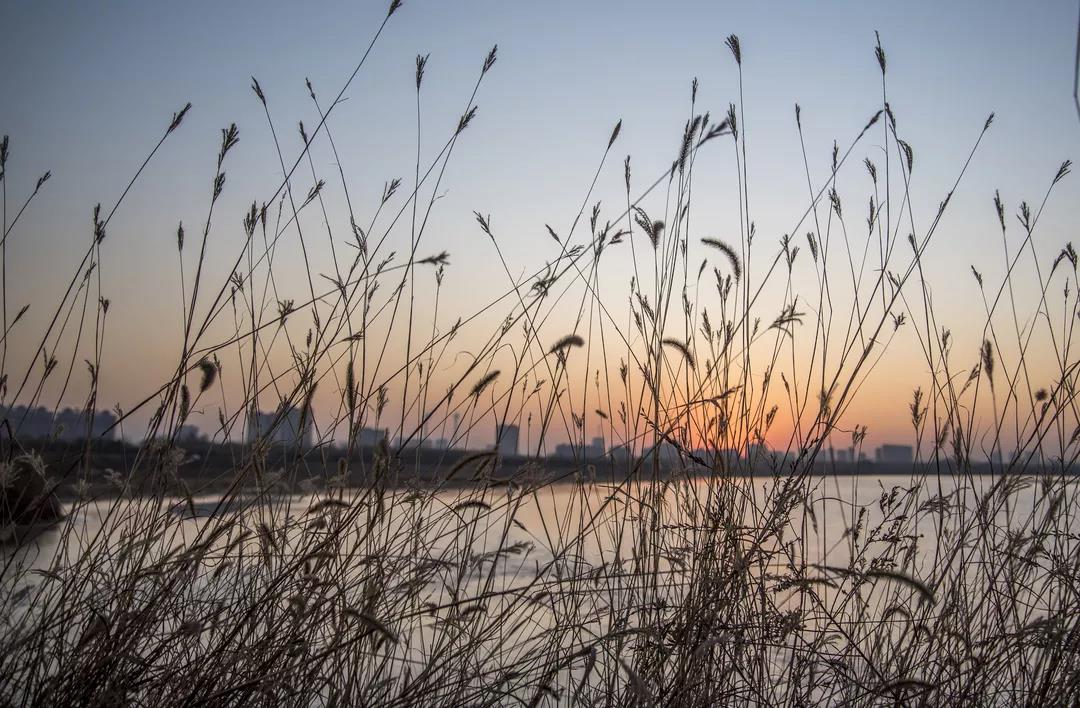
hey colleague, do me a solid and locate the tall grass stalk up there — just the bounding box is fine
[2,10,1079,705]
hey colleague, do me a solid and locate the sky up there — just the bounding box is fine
[1,0,1078,452]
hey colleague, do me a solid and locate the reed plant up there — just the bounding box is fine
[1,4,1078,705]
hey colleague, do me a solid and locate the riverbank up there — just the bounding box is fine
[22,438,1068,502]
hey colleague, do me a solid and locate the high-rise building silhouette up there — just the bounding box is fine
[246,403,312,447]
[874,444,914,465]
[7,405,117,442]
[496,423,519,457]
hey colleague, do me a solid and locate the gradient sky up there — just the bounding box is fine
[1,0,1078,450]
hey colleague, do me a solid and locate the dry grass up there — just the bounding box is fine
[2,5,1079,705]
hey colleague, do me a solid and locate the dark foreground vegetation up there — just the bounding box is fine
[2,4,1079,705]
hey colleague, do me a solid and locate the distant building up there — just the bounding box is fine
[246,404,312,447]
[723,448,741,464]
[399,437,431,451]
[637,440,681,469]
[659,440,682,468]
[7,405,117,442]
[608,444,633,465]
[550,437,606,462]
[496,423,519,457]
[353,426,387,448]
[584,436,604,459]
[176,425,205,444]
[553,443,575,460]
[875,444,914,465]
[744,442,769,462]
[832,447,855,464]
